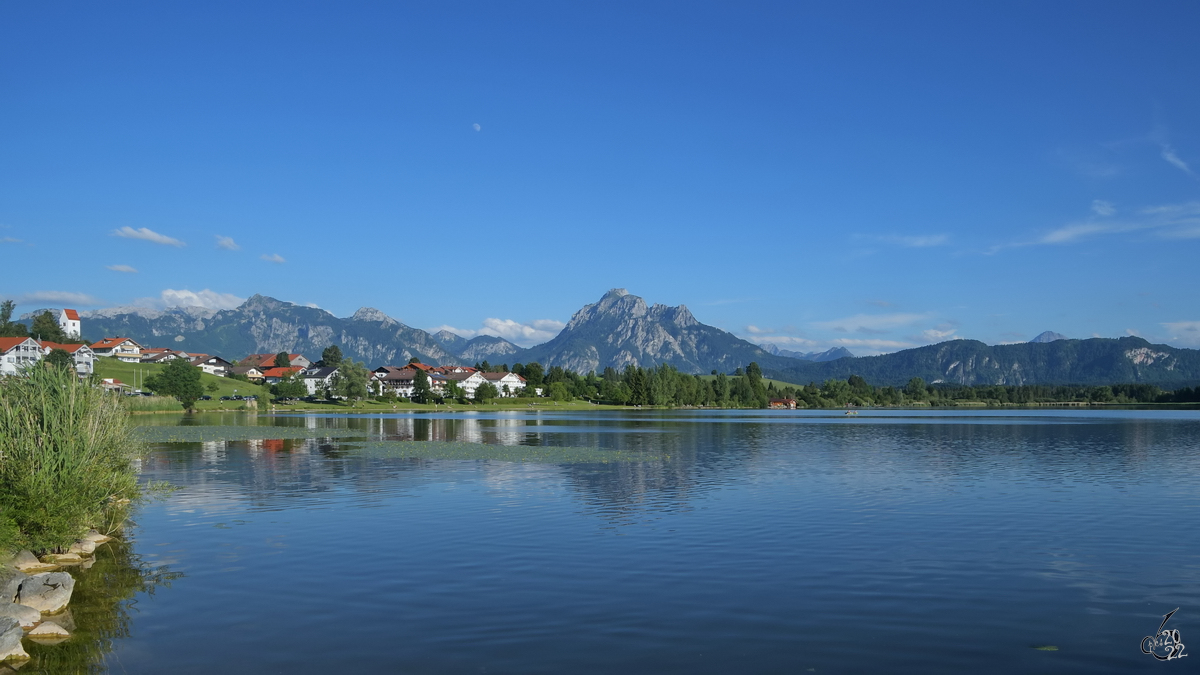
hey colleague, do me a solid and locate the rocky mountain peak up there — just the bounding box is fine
[240,294,284,314]
[1030,331,1068,343]
[351,307,397,324]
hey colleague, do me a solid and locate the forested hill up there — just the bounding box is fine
[762,337,1200,387]
[41,295,521,367]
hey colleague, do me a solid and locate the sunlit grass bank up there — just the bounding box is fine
[0,366,147,553]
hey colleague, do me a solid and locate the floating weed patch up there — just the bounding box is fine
[1031,645,1059,651]
[133,425,366,443]
[345,440,658,464]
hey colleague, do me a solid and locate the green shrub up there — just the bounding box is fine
[0,366,147,554]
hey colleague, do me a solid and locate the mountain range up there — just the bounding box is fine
[21,289,1200,387]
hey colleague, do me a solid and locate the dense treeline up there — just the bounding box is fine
[506,361,1200,407]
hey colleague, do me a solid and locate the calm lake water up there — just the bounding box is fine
[38,409,1200,673]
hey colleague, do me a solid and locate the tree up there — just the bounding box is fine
[271,373,308,399]
[332,360,370,404]
[320,345,343,368]
[475,382,500,403]
[206,381,220,393]
[144,358,204,411]
[44,348,73,371]
[0,300,28,338]
[30,311,66,343]
[905,377,928,401]
[274,352,292,368]
[548,382,571,402]
[412,368,432,403]
[408,356,421,365]
[522,362,544,387]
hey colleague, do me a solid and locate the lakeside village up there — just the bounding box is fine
[0,309,529,402]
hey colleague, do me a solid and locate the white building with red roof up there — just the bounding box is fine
[90,337,144,363]
[0,337,44,376]
[481,371,527,397]
[58,309,81,339]
[39,341,96,376]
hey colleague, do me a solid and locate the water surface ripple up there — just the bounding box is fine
[101,409,1200,673]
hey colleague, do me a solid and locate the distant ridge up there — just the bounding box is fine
[760,344,854,362]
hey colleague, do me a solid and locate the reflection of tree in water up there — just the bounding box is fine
[21,538,182,674]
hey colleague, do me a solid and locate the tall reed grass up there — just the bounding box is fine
[0,366,146,553]
[121,395,183,412]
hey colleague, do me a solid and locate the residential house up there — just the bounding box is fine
[238,353,313,369]
[90,337,144,363]
[0,337,44,376]
[302,367,339,395]
[99,378,131,393]
[39,341,96,376]
[140,349,189,365]
[442,370,486,398]
[481,371,527,397]
[228,366,265,382]
[373,366,417,398]
[58,309,81,339]
[768,398,797,409]
[191,355,233,377]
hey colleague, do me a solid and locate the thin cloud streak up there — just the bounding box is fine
[111,226,185,247]
[261,253,286,264]
[5,290,104,306]
[216,236,240,251]
[106,264,138,273]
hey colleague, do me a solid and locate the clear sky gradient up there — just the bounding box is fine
[2,2,1198,354]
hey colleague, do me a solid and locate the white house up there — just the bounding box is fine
[481,372,527,397]
[0,337,44,376]
[302,367,339,395]
[191,355,233,377]
[442,371,487,398]
[39,341,96,376]
[58,309,81,339]
[90,337,144,363]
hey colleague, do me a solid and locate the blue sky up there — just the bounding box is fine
[2,2,1198,354]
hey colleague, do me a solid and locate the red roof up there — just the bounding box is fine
[260,366,304,378]
[0,337,36,352]
[91,337,140,350]
[63,309,80,321]
[240,353,306,367]
[39,341,86,354]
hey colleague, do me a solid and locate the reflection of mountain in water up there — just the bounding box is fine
[138,413,1191,528]
[23,539,181,674]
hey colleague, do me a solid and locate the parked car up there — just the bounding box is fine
[200,395,212,401]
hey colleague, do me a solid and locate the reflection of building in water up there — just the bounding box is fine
[200,441,225,464]
[305,416,317,430]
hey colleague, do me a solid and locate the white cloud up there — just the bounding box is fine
[435,318,566,347]
[131,289,245,310]
[1161,144,1195,177]
[746,335,820,349]
[918,328,958,341]
[991,201,1200,251]
[879,234,949,247]
[744,325,769,334]
[472,123,482,132]
[480,318,565,346]
[111,226,185,247]
[0,237,21,244]
[826,337,919,356]
[106,264,138,273]
[813,312,933,334]
[261,253,286,264]
[216,235,240,251]
[1091,200,1115,216]
[1162,321,1200,347]
[1039,222,1128,244]
[6,290,104,306]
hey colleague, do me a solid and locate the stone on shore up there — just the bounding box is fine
[38,553,82,566]
[28,621,69,638]
[67,539,96,556]
[0,618,28,662]
[16,573,75,614]
[0,604,40,630]
[83,530,113,545]
[10,552,55,574]
[0,569,27,605]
